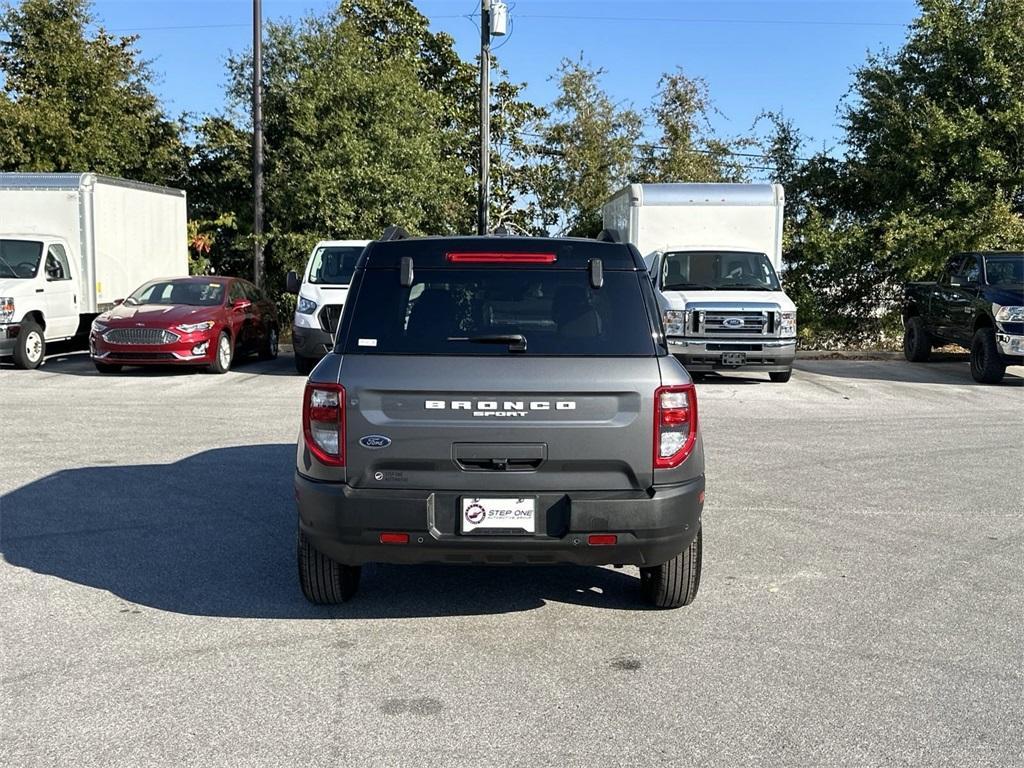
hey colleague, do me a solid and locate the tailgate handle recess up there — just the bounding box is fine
[453,443,546,472]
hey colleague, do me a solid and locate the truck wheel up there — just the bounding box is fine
[12,320,45,369]
[640,526,702,609]
[298,527,360,604]
[970,327,1006,384]
[903,316,931,362]
[769,369,792,383]
[207,332,233,374]
[295,354,316,376]
[94,362,122,374]
[258,326,279,360]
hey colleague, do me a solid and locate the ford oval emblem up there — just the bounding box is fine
[359,435,391,449]
[723,317,744,328]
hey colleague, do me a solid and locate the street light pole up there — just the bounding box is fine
[252,0,264,287]
[478,0,491,236]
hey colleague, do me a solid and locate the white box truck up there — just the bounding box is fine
[0,173,188,368]
[603,182,797,382]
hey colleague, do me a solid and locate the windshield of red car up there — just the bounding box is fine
[127,280,226,306]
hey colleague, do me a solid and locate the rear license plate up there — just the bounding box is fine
[721,352,747,366]
[461,497,536,534]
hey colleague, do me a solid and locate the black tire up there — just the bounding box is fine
[295,354,317,376]
[297,527,360,604]
[769,369,792,383]
[903,316,931,362]
[640,526,702,609]
[970,327,1006,384]
[12,320,45,369]
[207,332,233,374]
[94,362,122,374]
[258,326,279,361]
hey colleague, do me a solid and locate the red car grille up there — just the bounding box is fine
[104,328,179,345]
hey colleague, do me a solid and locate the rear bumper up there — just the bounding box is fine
[669,337,796,372]
[295,473,704,567]
[292,325,333,360]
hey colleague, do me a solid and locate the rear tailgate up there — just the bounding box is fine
[341,356,659,491]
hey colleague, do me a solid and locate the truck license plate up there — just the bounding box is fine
[461,497,536,533]
[721,352,747,366]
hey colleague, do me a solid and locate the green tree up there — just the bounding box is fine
[0,0,184,182]
[535,58,642,237]
[639,69,751,184]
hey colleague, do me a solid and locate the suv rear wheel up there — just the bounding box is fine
[298,527,361,603]
[970,327,1006,384]
[640,526,702,608]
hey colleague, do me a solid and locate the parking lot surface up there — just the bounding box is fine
[2,349,1022,767]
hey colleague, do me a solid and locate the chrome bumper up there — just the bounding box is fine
[668,337,796,372]
[996,333,1024,358]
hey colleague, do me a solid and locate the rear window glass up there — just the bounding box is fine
[341,269,655,356]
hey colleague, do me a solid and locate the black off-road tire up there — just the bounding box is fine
[903,316,932,362]
[769,369,792,383]
[13,320,45,369]
[970,327,1007,384]
[94,362,123,374]
[640,526,702,609]
[298,527,361,604]
[295,354,316,376]
[259,326,279,361]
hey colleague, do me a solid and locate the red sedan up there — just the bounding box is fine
[89,276,280,374]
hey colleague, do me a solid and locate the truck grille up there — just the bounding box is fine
[103,328,179,345]
[692,310,775,336]
[318,305,343,334]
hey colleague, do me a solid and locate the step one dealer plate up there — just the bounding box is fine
[461,497,536,534]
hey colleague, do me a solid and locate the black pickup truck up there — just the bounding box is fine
[903,251,1024,383]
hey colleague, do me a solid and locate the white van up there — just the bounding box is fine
[603,183,796,382]
[286,239,369,374]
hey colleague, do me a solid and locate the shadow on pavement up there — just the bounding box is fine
[794,358,1024,386]
[0,445,645,619]
[1,346,300,377]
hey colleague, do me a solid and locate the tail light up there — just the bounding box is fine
[654,384,698,469]
[303,382,345,466]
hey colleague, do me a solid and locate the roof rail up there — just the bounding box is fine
[380,225,410,241]
[595,228,622,244]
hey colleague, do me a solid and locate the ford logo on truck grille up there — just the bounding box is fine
[359,435,391,449]
[723,317,745,328]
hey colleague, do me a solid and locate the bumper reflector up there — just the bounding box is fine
[379,532,409,544]
[587,534,617,546]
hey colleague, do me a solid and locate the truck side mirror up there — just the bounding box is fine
[286,270,300,295]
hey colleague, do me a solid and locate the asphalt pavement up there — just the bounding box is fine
[2,348,1022,767]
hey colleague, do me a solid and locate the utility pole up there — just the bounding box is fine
[478,0,491,236]
[252,0,264,287]
[478,1,507,235]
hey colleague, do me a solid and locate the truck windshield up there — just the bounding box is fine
[661,251,781,291]
[984,254,1023,286]
[342,269,656,356]
[0,240,43,279]
[308,246,363,285]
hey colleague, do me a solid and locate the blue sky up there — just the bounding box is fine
[91,0,920,157]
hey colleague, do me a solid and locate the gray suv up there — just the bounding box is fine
[295,232,705,608]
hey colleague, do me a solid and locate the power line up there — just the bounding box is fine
[514,13,907,28]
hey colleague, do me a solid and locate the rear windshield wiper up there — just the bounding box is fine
[447,333,527,352]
